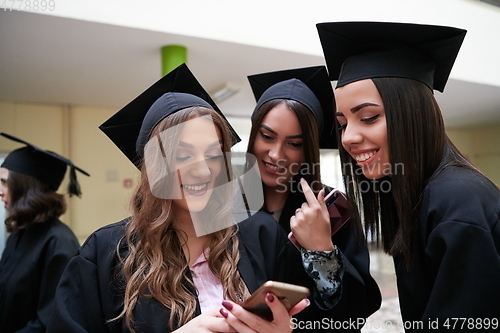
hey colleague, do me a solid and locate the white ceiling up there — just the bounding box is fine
[1,1,500,128]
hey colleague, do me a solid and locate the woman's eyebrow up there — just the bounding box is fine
[259,124,277,135]
[260,124,302,139]
[207,140,222,148]
[336,102,380,117]
[351,102,380,113]
[178,140,221,149]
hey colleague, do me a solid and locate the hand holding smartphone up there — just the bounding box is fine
[288,187,351,250]
[241,281,310,321]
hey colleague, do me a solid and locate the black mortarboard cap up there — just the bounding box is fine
[316,21,467,92]
[248,66,336,149]
[99,63,241,168]
[0,133,90,197]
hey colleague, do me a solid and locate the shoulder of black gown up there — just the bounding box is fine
[77,219,129,261]
[395,165,500,325]
[40,217,80,248]
[421,165,499,230]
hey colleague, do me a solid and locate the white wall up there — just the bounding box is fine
[32,0,500,87]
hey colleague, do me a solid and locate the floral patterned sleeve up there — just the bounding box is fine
[301,246,345,310]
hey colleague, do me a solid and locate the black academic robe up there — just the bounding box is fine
[47,212,341,333]
[277,182,382,331]
[394,166,500,332]
[0,218,80,333]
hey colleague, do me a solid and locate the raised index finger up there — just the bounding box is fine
[300,178,320,208]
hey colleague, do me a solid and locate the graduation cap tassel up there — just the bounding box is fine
[68,166,82,197]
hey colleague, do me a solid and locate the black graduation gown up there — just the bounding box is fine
[0,218,80,333]
[277,183,382,331]
[47,212,337,333]
[394,166,500,332]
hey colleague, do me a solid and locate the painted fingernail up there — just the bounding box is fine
[220,308,228,318]
[222,300,233,310]
[266,293,274,302]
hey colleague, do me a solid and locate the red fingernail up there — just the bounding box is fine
[222,300,233,310]
[220,308,228,318]
[266,293,274,302]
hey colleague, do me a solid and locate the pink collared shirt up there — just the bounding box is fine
[190,250,224,313]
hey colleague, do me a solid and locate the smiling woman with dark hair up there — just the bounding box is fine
[318,21,500,331]
[246,66,381,332]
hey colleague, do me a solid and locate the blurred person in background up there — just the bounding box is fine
[0,132,88,332]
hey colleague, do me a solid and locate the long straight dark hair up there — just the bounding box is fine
[338,77,479,266]
[5,170,66,232]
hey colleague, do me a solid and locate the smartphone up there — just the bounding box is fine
[324,189,350,235]
[241,281,310,321]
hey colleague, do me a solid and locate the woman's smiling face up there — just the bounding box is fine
[335,79,390,179]
[252,102,305,189]
[173,116,224,213]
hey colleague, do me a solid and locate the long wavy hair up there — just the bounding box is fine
[4,170,66,232]
[337,77,480,266]
[116,107,250,331]
[247,99,322,199]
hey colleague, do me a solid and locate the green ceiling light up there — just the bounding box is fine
[161,45,187,76]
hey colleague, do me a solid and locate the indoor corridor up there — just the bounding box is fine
[362,250,403,333]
